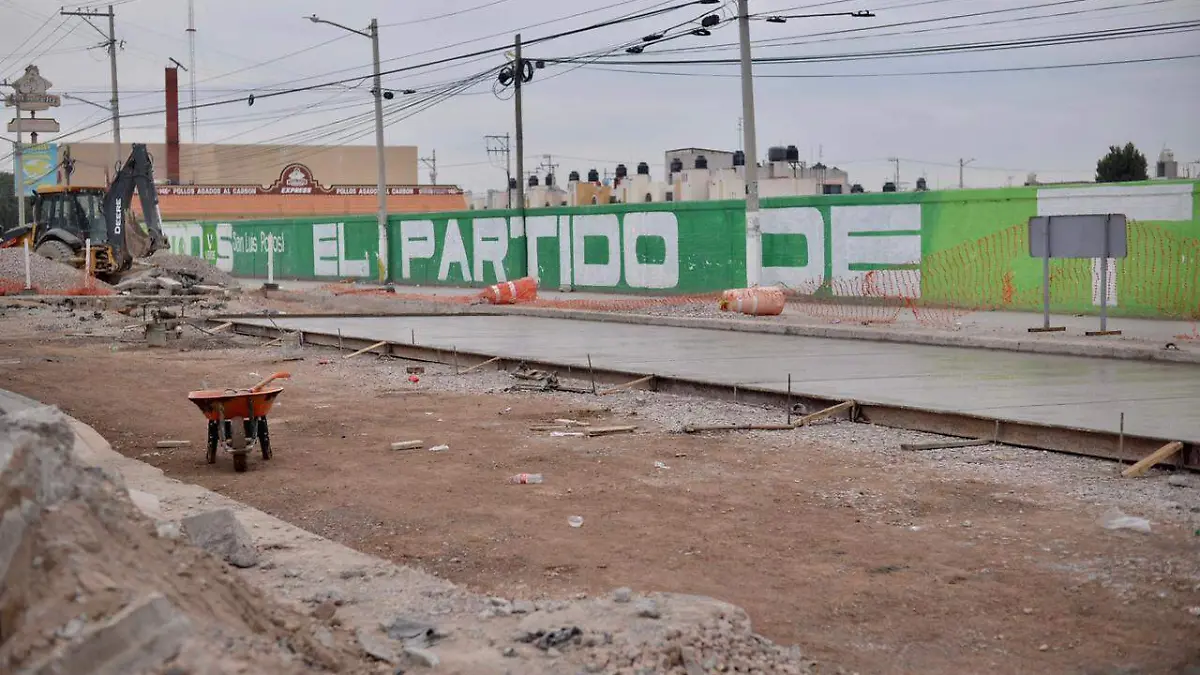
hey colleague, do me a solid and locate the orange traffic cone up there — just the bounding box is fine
[477,276,539,305]
[719,287,786,316]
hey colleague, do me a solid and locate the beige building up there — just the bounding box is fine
[63,142,418,187]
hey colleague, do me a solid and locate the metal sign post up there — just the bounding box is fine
[1028,213,1128,336]
[1029,215,1064,333]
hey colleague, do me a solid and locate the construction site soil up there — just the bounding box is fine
[1,291,1198,675]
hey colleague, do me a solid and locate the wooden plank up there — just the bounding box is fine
[344,340,388,360]
[683,423,796,434]
[900,439,991,452]
[209,322,234,334]
[793,400,855,427]
[389,440,424,451]
[598,375,655,396]
[585,425,638,437]
[1121,441,1184,477]
[456,355,499,374]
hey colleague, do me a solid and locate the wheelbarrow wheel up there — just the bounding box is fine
[257,417,272,460]
[233,452,248,473]
[206,420,218,464]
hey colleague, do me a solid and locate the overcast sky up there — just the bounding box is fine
[3,0,1198,191]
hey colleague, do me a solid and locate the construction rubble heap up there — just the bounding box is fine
[0,408,371,675]
[0,250,237,297]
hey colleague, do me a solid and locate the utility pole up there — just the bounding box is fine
[62,5,122,170]
[513,34,526,216]
[13,98,25,229]
[958,157,975,189]
[485,133,512,202]
[369,18,388,282]
[420,149,437,184]
[887,157,900,188]
[736,0,762,286]
[539,154,559,183]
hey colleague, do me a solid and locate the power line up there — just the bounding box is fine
[573,51,1200,78]
[39,0,716,132]
[647,0,1189,55]
[380,0,516,28]
[543,20,1200,65]
[175,0,685,101]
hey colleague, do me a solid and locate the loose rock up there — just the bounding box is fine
[635,598,662,619]
[179,508,259,568]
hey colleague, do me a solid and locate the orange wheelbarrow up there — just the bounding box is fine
[187,372,290,472]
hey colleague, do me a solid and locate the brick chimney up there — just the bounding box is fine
[165,66,180,185]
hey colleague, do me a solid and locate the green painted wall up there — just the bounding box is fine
[159,180,1200,319]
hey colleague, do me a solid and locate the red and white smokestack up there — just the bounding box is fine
[165,66,181,185]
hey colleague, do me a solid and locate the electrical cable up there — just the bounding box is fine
[573,51,1200,78]
[541,19,1200,65]
[652,0,1190,55]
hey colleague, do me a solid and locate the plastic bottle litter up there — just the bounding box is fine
[654,461,669,470]
[567,516,584,528]
[429,445,450,453]
[1100,508,1151,533]
[509,473,544,484]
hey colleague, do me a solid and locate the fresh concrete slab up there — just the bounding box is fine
[239,315,1200,443]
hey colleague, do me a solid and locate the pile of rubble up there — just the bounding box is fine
[0,409,374,675]
[116,252,239,296]
[0,249,113,294]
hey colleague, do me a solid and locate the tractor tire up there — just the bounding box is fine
[35,239,75,263]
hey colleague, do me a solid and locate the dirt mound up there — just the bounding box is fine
[0,408,373,675]
[144,251,237,288]
[0,249,113,294]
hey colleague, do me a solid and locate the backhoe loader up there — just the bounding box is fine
[1,143,168,280]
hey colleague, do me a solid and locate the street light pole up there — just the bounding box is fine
[736,0,762,287]
[307,14,390,282]
[368,18,389,283]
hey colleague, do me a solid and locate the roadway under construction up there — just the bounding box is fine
[221,311,1200,471]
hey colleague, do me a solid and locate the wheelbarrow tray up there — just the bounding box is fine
[187,387,284,420]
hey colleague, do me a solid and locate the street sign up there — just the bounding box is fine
[5,65,61,112]
[1027,213,1129,335]
[1029,213,1128,258]
[7,118,60,133]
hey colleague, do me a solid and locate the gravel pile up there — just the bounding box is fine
[144,251,237,287]
[0,248,113,291]
[600,611,819,674]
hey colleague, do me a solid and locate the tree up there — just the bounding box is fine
[1095,142,1148,183]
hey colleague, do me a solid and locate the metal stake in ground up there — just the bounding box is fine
[787,374,792,425]
[588,354,596,395]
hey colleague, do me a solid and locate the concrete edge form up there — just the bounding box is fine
[215,317,1199,472]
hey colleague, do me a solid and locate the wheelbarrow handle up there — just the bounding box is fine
[250,371,291,392]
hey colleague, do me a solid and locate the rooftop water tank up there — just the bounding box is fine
[767,146,788,163]
[785,145,800,163]
[636,161,650,175]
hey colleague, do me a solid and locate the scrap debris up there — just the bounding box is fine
[506,363,591,393]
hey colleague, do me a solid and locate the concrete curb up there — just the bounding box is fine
[482,306,1200,365]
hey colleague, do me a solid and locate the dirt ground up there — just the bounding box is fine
[2,304,1198,675]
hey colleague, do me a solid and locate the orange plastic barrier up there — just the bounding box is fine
[477,276,539,305]
[719,287,786,316]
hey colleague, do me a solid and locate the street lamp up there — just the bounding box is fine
[306,14,390,283]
